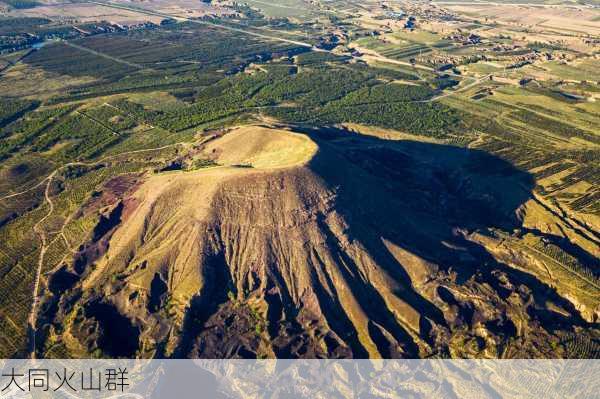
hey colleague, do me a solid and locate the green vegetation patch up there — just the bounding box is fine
[24,42,137,79]
[0,105,76,161]
[31,112,123,160]
[295,51,350,66]
[508,108,600,145]
[81,105,137,131]
[0,98,39,128]
[1,0,39,9]
[0,17,50,35]
[270,100,459,138]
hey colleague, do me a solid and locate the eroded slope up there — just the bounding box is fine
[39,126,599,359]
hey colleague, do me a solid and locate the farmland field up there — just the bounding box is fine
[0,0,598,363]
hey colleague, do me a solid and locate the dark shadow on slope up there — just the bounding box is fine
[454,234,589,330]
[267,248,368,358]
[316,216,420,357]
[148,272,169,313]
[172,247,233,358]
[297,125,593,355]
[84,300,140,358]
[520,227,599,277]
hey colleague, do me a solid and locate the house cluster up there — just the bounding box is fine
[376,1,460,32]
[444,31,481,45]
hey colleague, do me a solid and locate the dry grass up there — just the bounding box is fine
[203,126,318,169]
[0,64,97,99]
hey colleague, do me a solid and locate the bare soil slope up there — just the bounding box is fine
[40,126,599,359]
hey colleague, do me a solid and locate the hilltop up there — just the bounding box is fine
[38,125,598,358]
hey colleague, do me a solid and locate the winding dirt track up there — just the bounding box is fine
[28,170,57,358]
[0,142,188,358]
